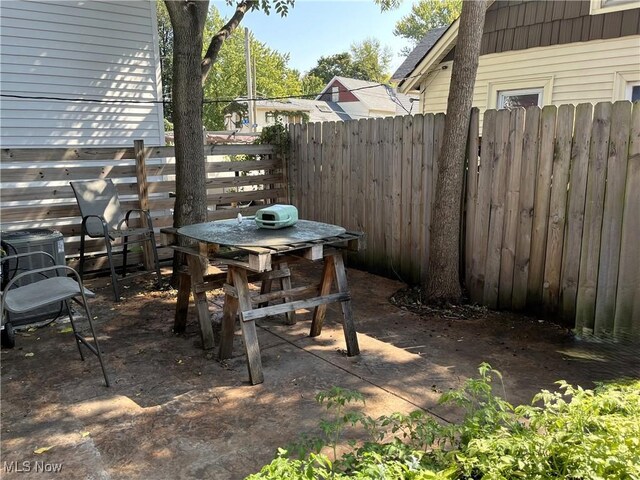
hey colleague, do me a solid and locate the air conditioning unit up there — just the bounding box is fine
[1,229,66,326]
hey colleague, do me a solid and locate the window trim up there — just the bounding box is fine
[331,86,339,103]
[497,88,544,110]
[590,0,638,15]
[487,76,554,110]
[613,71,640,101]
[627,82,640,102]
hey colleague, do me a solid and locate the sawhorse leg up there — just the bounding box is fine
[186,254,215,350]
[310,253,359,356]
[173,271,191,334]
[231,266,264,385]
[310,257,335,336]
[219,269,238,360]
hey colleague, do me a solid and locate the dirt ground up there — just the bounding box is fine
[1,262,638,479]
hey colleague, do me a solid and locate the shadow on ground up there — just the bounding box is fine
[1,263,638,479]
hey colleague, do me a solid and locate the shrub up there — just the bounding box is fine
[246,364,640,479]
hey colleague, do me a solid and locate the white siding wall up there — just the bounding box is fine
[420,36,640,120]
[0,0,164,147]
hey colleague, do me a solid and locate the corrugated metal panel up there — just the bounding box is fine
[0,0,164,147]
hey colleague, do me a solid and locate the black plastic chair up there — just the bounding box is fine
[70,179,162,301]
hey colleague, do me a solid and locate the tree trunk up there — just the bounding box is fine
[424,0,487,304]
[165,1,208,230]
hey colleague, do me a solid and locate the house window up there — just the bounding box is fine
[331,86,339,102]
[487,76,553,110]
[627,82,640,102]
[590,0,637,14]
[265,112,276,125]
[497,88,543,109]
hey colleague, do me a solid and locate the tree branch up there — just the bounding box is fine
[201,0,257,84]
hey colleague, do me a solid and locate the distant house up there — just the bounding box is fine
[228,77,417,132]
[316,76,417,120]
[225,97,351,132]
[394,0,640,118]
[0,0,164,147]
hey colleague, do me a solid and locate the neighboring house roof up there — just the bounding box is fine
[391,26,449,82]
[254,98,351,122]
[317,76,418,115]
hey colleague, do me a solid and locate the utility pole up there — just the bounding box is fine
[244,27,255,132]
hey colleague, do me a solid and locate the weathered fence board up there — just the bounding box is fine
[469,109,497,303]
[409,115,423,284]
[498,107,524,309]
[512,106,541,310]
[422,113,437,282]
[334,122,345,229]
[483,109,510,308]
[464,109,480,290]
[575,102,612,334]
[400,115,414,279]
[560,103,593,321]
[613,101,640,337]
[391,116,403,277]
[593,101,632,335]
[365,119,376,269]
[542,104,574,313]
[371,118,385,273]
[528,105,557,307]
[382,117,395,274]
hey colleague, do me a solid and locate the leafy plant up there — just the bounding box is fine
[247,364,640,479]
[255,122,290,155]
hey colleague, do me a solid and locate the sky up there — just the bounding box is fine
[213,0,415,75]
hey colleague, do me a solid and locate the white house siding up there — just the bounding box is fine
[420,36,640,124]
[0,0,164,147]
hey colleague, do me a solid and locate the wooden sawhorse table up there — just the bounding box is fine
[165,220,363,385]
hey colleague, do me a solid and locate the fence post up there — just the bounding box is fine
[134,139,154,270]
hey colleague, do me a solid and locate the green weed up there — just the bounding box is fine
[246,364,640,479]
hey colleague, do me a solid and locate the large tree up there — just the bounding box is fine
[307,39,392,84]
[201,10,303,129]
[424,0,487,303]
[164,0,293,231]
[301,74,325,97]
[308,52,356,84]
[350,38,392,83]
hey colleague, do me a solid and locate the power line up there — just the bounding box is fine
[0,94,166,105]
[1,78,419,106]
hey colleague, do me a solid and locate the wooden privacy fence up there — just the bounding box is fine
[289,101,639,339]
[289,114,446,285]
[467,101,639,339]
[0,142,286,271]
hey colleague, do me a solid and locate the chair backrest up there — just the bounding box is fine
[70,179,125,237]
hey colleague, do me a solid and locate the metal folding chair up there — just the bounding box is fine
[0,251,110,387]
[70,179,162,301]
